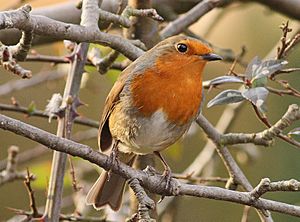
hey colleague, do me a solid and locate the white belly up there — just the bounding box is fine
[116,109,188,155]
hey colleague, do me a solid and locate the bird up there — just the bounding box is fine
[86,35,222,211]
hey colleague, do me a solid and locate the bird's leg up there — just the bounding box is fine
[154,151,172,192]
[107,141,119,180]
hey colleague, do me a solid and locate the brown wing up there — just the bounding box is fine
[98,67,132,151]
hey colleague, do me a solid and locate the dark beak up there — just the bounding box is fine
[202,53,222,61]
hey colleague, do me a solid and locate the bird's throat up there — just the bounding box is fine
[130,60,204,125]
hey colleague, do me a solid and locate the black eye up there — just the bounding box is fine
[177,43,188,53]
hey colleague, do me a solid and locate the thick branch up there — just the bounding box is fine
[0,5,144,60]
[2,114,300,217]
[160,0,224,38]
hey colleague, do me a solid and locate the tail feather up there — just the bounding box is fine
[86,171,126,211]
[86,152,136,211]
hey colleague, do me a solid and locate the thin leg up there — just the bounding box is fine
[154,151,172,191]
[107,141,119,181]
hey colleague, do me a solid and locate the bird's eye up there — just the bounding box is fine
[176,43,188,53]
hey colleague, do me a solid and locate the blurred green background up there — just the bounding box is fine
[0,0,299,221]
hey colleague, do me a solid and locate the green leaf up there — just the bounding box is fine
[252,76,268,87]
[242,87,269,113]
[207,90,245,108]
[27,101,36,115]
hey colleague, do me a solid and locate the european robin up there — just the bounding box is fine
[86,35,222,211]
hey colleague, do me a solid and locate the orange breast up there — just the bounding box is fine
[130,54,205,125]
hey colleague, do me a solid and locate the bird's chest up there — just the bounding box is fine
[130,69,203,125]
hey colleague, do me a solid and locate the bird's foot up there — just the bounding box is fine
[157,167,173,203]
[107,143,119,180]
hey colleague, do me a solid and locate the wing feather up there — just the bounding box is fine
[98,67,132,151]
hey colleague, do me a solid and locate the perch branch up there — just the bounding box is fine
[2,114,300,218]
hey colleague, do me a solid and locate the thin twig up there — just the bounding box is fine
[0,103,99,128]
[0,71,65,96]
[24,169,39,218]
[241,206,251,222]
[251,104,300,149]
[0,146,29,186]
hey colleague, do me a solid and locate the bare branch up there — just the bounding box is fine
[0,103,99,128]
[0,146,29,186]
[0,71,65,96]
[10,30,33,61]
[160,0,224,38]
[0,45,32,78]
[128,178,156,221]
[252,0,300,20]
[87,48,120,74]
[250,178,300,201]
[122,6,164,22]
[172,173,228,184]
[2,114,300,217]
[196,114,272,220]
[23,169,39,218]
[220,103,300,147]
[0,4,144,60]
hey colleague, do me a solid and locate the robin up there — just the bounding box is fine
[86,35,222,211]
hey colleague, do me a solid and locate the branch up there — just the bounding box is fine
[128,178,156,221]
[0,71,65,96]
[196,114,272,220]
[23,169,39,218]
[220,104,300,146]
[0,146,29,186]
[252,0,300,20]
[43,0,96,219]
[160,0,224,38]
[10,30,33,61]
[0,128,97,171]
[24,54,126,71]
[0,44,32,78]
[98,5,163,29]
[250,178,300,201]
[0,103,99,128]
[0,5,144,60]
[87,48,120,74]
[2,114,300,217]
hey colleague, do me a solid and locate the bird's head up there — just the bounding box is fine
[152,35,222,64]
